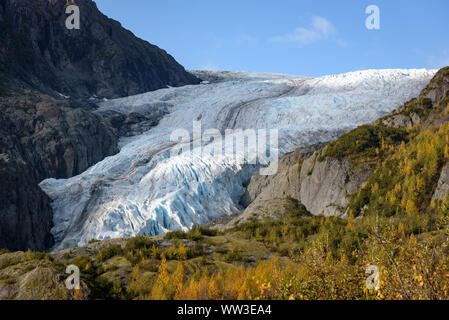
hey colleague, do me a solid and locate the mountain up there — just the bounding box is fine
[38,68,436,250]
[0,92,118,251]
[225,67,449,227]
[0,0,200,251]
[0,0,200,99]
[1,68,448,300]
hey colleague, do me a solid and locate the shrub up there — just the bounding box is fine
[319,124,409,162]
[164,230,187,240]
[124,236,154,252]
[71,255,95,274]
[0,257,21,270]
[419,97,433,110]
[97,244,123,263]
[123,236,156,265]
[165,242,190,260]
[186,227,204,241]
[196,227,218,237]
[25,249,53,262]
[164,227,214,241]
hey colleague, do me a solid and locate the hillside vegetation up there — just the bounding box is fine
[1,67,449,300]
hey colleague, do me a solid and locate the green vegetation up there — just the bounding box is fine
[165,227,218,241]
[434,97,449,116]
[1,67,449,300]
[230,205,314,255]
[97,245,123,263]
[2,204,449,300]
[349,122,449,223]
[436,66,449,86]
[394,97,434,120]
[319,124,410,162]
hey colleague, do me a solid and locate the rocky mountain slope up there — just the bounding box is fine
[0,0,200,251]
[218,144,323,228]
[229,67,449,224]
[0,92,118,251]
[0,0,199,99]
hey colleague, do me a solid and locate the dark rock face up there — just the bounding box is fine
[0,153,54,251]
[100,105,169,137]
[0,92,119,250]
[422,67,449,105]
[0,0,200,251]
[0,92,118,179]
[0,0,200,99]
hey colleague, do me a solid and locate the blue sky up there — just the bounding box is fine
[94,0,449,77]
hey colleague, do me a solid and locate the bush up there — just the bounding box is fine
[123,236,157,265]
[196,227,218,237]
[25,249,53,262]
[97,244,123,263]
[224,248,245,262]
[164,230,187,240]
[185,227,204,241]
[419,97,433,110]
[164,227,215,241]
[124,236,154,252]
[71,255,95,274]
[0,257,21,270]
[165,241,190,260]
[319,124,408,161]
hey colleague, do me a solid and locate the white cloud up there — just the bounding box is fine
[311,16,336,37]
[270,16,345,46]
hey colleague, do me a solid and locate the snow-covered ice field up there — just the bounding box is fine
[39,69,436,250]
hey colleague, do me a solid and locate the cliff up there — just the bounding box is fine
[0,0,200,99]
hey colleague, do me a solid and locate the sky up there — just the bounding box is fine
[94,0,449,77]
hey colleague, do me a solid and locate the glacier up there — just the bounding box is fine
[39,69,437,250]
